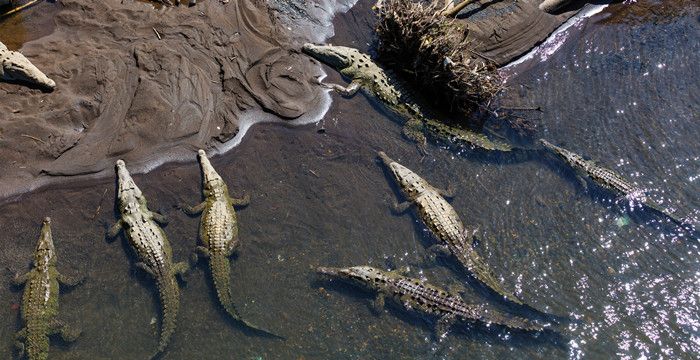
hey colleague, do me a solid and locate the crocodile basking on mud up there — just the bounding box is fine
[183,150,282,338]
[377,151,529,306]
[301,43,512,152]
[107,160,189,358]
[539,139,686,226]
[1,41,55,90]
[317,266,546,336]
[12,217,82,360]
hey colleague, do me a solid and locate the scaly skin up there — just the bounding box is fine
[301,43,512,152]
[13,218,81,360]
[318,266,545,335]
[184,150,282,338]
[0,41,55,90]
[539,0,571,13]
[377,151,526,306]
[107,160,189,358]
[539,139,685,225]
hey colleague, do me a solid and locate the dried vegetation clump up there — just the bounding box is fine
[375,0,503,127]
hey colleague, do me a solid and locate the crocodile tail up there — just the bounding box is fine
[458,246,524,306]
[210,254,285,339]
[151,276,180,359]
[485,311,547,332]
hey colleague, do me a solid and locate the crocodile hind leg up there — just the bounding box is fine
[402,118,428,155]
[172,262,190,282]
[435,314,457,339]
[426,244,452,263]
[49,321,81,342]
[191,246,210,264]
[370,293,386,315]
[14,328,26,357]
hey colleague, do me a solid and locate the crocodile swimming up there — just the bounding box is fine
[107,160,189,358]
[539,139,686,226]
[317,266,546,336]
[377,151,528,306]
[12,217,82,360]
[182,150,282,338]
[1,41,55,90]
[301,43,512,152]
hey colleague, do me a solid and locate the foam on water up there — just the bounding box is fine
[504,4,609,69]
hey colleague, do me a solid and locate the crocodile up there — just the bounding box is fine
[539,0,571,13]
[0,41,55,90]
[301,43,512,152]
[539,139,686,226]
[183,150,282,338]
[317,266,546,336]
[12,217,82,360]
[377,151,528,306]
[107,160,189,358]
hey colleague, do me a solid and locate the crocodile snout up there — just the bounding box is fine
[316,266,341,277]
[376,151,394,166]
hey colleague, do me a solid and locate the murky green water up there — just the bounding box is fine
[1,1,698,359]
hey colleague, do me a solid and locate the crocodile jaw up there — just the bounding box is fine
[302,43,352,71]
[377,151,424,198]
[198,149,223,185]
[115,160,144,204]
[539,0,569,13]
[1,49,56,90]
[317,266,381,285]
[34,217,56,267]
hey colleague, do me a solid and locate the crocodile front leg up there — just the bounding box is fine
[319,79,361,97]
[106,220,123,239]
[49,321,81,342]
[151,211,169,225]
[391,201,413,214]
[436,183,456,199]
[11,271,31,286]
[230,194,250,207]
[181,202,206,215]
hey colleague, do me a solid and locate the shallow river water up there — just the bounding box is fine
[0,1,698,359]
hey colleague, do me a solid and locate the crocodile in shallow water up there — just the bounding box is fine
[301,43,512,152]
[13,217,82,360]
[0,41,55,90]
[183,150,283,338]
[107,160,189,358]
[377,151,529,306]
[539,139,686,226]
[317,266,546,336]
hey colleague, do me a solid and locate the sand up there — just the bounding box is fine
[0,0,328,200]
[0,0,601,202]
